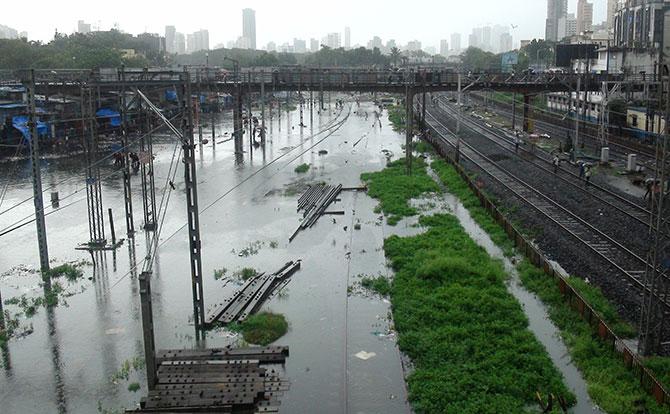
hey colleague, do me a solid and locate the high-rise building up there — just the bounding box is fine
[242,8,257,50]
[577,0,593,34]
[323,33,341,49]
[440,39,449,56]
[367,36,383,50]
[187,29,209,53]
[545,0,568,41]
[310,38,319,52]
[266,42,277,52]
[482,26,492,51]
[606,0,617,34]
[500,33,513,52]
[77,20,91,34]
[345,27,351,49]
[450,33,461,53]
[0,24,19,39]
[557,13,577,39]
[406,40,422,52]
[165,26,176,54]
[175,33,186,54]
[294,38,307,53]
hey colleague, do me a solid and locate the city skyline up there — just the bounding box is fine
[1,0,609,51]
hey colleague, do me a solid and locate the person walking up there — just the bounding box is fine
[553,155,560,174]
[579,162,585,180]
[584,166,592,187]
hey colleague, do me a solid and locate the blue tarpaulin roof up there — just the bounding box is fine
[166,90,178,102]
[96,108,121,127]
[12,115,49,142]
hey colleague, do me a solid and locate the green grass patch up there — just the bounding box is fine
[232,312,288,346]
[517,260,668,414]
[214,268,227,280]
[294,163,310,174]
[360,276,391,296]
[431,160,515,256]
[127,382,140,393]
[361,158,440,225]
[233,267,258,281]
[45,263,84,282]
[387,105,406,132]
[414,140,434,154]
[386,214,574,413]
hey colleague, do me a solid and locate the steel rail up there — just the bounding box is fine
[425,108,670,310]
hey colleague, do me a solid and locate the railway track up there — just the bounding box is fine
[434,97,654,230]
[466,93,658,163]
[424,106,670,311]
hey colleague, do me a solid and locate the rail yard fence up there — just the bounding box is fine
[423,132,670,407]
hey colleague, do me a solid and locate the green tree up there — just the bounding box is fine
[390,47,401,66]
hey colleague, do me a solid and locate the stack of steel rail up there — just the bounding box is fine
[205,261,301,327]
[290,184,343,242]
[128,346,290,413]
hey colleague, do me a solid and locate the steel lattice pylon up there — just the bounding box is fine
[639,67,670,356]
[81,86,106,247]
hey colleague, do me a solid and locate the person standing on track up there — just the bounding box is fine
[553,155,560,174]
[584,165,592,187]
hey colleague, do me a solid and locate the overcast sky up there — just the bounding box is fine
[5,0,607,49]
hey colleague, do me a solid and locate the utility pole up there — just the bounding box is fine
[180,70,205,335]
[456,73,462,163]
[573,76,581,162]
[405,84,414,174]
[25,70,50,273]
[140,98,157,231]
[261,70,266,145]
[119,66,135,237]
[512,92,516,131]
[639,63,670,356]
[82,86,107,246]
[139,271,157,390]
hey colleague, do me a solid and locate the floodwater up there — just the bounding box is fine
[0,99,411,413]
[426,167,603,414]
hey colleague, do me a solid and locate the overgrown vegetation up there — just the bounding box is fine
[385,213,574,412]
[127,382,140,393]
[431,154,670,413]
[360,276,391,296]
[361,158,440,225]
[517,260,667,414]
[294,163,310,174]
[231,312,288,346]
[213,268,228,280]
[45,263,84,282]
[110,357,145,384]
[387,105,406,132]
[431,160,515,256]
[233,267,258,281]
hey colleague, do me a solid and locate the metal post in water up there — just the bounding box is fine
[108,208,116,245]
[139,271,157,390]
[25,69,50,273]
[261,70,266,145]
[181,71,206,335]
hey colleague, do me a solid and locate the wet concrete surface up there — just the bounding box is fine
[0,100,411,413]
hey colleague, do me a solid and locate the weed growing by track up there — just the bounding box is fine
[294,163,310,174]
[231,312,288,346]
[385,214,574,412]
[431,160,515,256]
[362,161,573,412]
[360,276,391,296]
[431,157,670,413]
[387,105,406,132]
[518,260,667,414]
[361,158,440,225]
